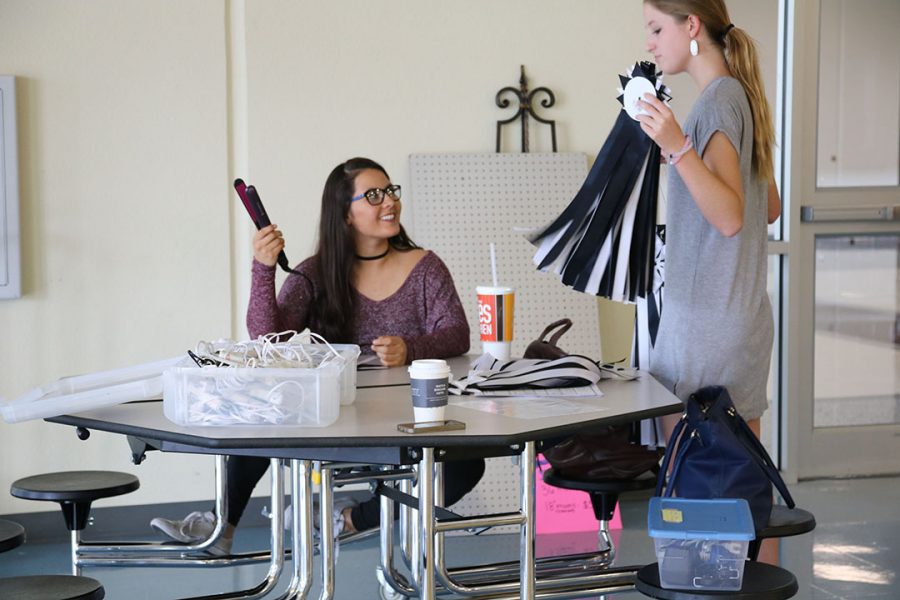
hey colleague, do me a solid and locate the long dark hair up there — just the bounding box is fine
[312,157,418,343]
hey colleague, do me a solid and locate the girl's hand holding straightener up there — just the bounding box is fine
[252,224,285,267]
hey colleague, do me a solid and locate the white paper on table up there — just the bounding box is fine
[450,396,607,420]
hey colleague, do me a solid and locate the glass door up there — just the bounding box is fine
[784,0,900,478]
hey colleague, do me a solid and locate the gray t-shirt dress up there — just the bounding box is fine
[649,76,773,421]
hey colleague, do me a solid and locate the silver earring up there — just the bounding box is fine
[690,38,699,56]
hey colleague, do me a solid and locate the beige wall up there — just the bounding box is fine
[0,0,778,514]
[0,1,232,515]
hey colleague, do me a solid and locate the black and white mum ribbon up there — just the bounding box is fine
[631,225,666,370]
[631,225,666,448]
[450,353,638,395]
[529,61,671,303]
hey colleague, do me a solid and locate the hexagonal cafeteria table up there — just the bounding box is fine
[47,358,682,599]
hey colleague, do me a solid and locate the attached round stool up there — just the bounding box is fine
[0,575,105,599]
[750,506,816,561]
[0,519,106,599]
[0,519,26,553]
[542,467,656,563]
[635,561,798,599]
[10,471,139,575]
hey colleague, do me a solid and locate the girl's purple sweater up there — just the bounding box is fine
[246,251,470,361]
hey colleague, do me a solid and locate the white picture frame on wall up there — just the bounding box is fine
[0,75,21,299]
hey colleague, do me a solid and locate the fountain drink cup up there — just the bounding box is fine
[477,286,515,361]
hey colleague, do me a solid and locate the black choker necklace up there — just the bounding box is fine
[355,247,390,261]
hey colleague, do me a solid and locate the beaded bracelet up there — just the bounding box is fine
[667,136,693,165]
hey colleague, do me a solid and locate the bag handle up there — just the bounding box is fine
[538,319,573,347]
[654,415,686,496]
[707,389,796,508]
[731,413,796,508]
[662,431,696,498]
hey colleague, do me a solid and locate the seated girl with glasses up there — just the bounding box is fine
[151,157,484,555]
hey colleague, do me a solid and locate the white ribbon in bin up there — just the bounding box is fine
[163,332,360,428]
[0,356,186,424]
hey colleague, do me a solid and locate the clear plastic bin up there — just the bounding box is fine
[330,344,361,406]
[162,344,359,427]
[648,497,755,592]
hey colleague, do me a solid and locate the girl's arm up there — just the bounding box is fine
[246,260,313,338]
[638,95,744,237]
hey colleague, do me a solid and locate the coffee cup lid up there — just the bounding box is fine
[408,359,450,378]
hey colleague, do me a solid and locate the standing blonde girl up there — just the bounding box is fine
[637,0,782,563]
[637,1,781,446]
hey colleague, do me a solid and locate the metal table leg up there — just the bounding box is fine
[376,467,417,599]
[78,454,230,561]
[318,466,336,600]
[429,442,636,598]
[177,457,286,600]
[519,441,536,600]
[274,459,313,600]
[376,443,640,599]
[415,448,436,599]
[406,465,419,574]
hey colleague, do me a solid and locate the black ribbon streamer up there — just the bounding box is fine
[530,61,670,303]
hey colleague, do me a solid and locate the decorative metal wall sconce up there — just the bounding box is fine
[495,65,557,153]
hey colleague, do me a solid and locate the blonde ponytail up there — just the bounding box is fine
[723,27,775,181]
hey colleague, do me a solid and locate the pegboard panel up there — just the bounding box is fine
[409,153,601,359]
[410,153,601,530]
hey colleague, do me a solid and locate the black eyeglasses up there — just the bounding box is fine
[351,184,402,206]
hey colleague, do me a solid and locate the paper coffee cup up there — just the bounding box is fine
[477,286,515,360]
[408,359,450,423]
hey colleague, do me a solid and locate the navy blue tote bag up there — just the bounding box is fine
[655,386,795,531]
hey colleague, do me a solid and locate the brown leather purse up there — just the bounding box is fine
[524,319,573,360]
[527,318,663,480]
[542,425,663,480]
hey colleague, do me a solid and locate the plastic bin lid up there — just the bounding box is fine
[648,497,755,541]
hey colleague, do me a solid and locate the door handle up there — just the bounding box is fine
[800,205,899,222]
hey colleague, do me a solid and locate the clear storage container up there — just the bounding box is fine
[648,497,755,592]
[330,344,361,406]
[163,343,359,427]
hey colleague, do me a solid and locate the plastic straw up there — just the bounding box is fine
[490,243,498,286]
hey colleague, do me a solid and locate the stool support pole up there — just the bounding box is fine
[599,519,615,564]
[71,530,80,576]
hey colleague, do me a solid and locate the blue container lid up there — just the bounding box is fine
[648,497,755,541]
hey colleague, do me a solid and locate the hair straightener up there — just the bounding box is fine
[233,178,295,274]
